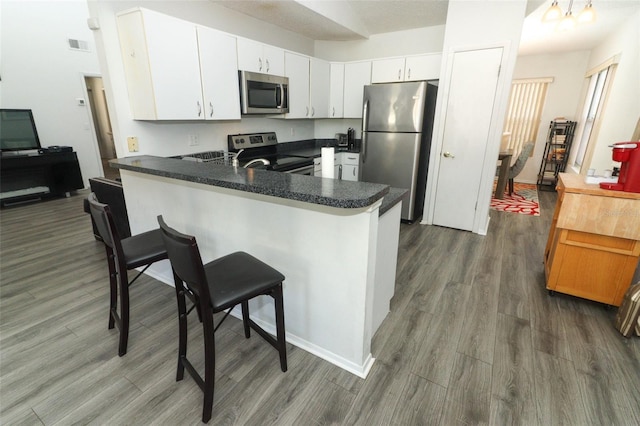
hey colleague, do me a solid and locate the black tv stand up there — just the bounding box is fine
[1,151,84,206]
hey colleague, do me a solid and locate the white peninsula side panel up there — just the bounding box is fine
[119,170,398,377]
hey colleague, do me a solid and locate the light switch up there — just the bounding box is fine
[127,137,139,152]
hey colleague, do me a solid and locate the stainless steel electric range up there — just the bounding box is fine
[178,132,314,175]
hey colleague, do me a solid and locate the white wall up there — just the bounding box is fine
[512,51,591,183]
[0,0,102,186]
[424,0,527,234]
[314,25,445,62]
[88,0,316,160]
[585,9,640,174]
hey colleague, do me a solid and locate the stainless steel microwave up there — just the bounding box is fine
[239,71,289,115]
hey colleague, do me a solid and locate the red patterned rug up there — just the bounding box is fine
[491,182,540,216]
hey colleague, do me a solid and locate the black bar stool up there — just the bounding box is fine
[87,192,168,356]
[157,215,287,423]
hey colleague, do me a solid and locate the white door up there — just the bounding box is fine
[432,48,503,231]
[329,63,344,118]
[143,10,203,119]
[343,61,371,118]
[197,27,240,120]
[309,58,330,118]
[284,52,310,119]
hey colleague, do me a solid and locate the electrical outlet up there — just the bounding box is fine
[127,136,139,152]
[188,134,199,146]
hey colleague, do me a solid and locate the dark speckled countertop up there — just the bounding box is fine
[111,156,406,213]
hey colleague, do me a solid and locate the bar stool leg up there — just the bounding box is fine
[241,301,251,338]
[274,284,287,372]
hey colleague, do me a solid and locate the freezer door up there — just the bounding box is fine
[361,132,421,220]
[362,82,427,133]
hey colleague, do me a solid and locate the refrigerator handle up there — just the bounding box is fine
[362,100,369,163]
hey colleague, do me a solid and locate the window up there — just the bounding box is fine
[502,78,552,157]
[572,67,610,168]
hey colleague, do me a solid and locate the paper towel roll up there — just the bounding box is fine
[321,147,335,179]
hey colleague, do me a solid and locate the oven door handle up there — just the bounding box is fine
[285,164,314,175]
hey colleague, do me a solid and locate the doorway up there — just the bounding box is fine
[85,76,119,180]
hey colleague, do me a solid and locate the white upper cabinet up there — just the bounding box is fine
[117,8,240,120]
[117,8,203,120]
[237,38,285,75]
[371,57,406,83]
[309,58,330,119]
[284,52,310,119]
[197,27,241,120]
[329,63,345,118]
[371,54,442,83]
[405,53,442,81]
[343,61,371,118]
[284,54,330,119]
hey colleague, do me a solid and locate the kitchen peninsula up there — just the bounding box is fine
[111,155,405,377]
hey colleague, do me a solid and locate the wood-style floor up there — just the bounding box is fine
[1,189,639,425]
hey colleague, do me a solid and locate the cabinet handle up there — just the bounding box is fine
[266,59,270,73]
[332,107,335,117]
[258,58,262,71]
[353,167,356,177]
[407,68,411,80]
[305,106,309,116]
[197,101,202,117]
[209,102,214,118]
[311,107,315,117]
[398,69,402,80]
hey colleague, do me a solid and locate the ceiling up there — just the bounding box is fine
[212,0,640,55]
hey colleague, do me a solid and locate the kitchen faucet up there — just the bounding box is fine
[231,149,245,167]
[243,158,271,168]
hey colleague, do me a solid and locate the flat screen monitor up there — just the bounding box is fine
[0,109,42,152]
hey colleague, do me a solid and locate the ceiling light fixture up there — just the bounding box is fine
[578,0,597,24]
[542,1,597,28]
[557,0,577,31]
[542,0,563,22]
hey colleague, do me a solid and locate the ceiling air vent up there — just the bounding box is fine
[67,38,90,52]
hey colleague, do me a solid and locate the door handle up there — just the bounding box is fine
[443,151,455,158]
[362,100,369,163]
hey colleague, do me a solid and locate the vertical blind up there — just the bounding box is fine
[502,78,553,157]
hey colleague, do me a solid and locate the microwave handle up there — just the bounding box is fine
[277,84,285,108]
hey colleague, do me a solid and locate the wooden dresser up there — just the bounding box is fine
[544,173,640,306]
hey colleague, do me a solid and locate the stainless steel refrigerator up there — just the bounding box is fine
[361,81,438,222]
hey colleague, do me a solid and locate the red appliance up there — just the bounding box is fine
[599,142,640,193]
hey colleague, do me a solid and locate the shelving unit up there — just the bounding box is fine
[537,120,576,191]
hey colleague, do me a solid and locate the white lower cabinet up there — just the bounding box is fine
[340,153,360,181]
[313,153,359,181]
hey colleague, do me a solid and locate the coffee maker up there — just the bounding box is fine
[599,142,640,193]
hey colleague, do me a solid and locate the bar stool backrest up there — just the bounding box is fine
[157,215,211,303]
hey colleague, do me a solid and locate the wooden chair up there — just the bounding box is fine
[87,192,168,356]
[157,215,287,423]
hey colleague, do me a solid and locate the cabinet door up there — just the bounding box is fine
[236,38,264,73]
[329,63,344,118]
[343,61,371,118]
[197,27,240,120]
[310,58,330,119]
[118,8,204,120]
[341,153,359,181]
[285,52,310,119]
[371,57,405,83]
[405,54,441,81]
[342,164,358,181]
[263,44,285,75]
